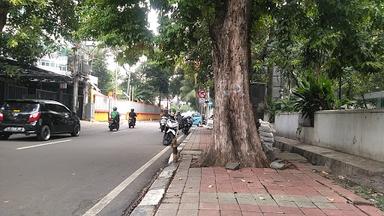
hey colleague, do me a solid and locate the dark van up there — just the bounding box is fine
[0,99,80,141]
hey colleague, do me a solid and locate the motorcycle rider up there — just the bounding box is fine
[129,108,137,125]
[111,107,120,122]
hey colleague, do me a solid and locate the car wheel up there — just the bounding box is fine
[0,133,10,140]
[37,125,51,141]
[71,124,80,137]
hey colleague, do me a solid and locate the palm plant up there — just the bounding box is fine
[293,73,335,126]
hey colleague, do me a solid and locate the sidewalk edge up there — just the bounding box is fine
[130,129,195,216]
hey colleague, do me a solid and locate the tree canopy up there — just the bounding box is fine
[77,0,153,65]
[0,0,78,64]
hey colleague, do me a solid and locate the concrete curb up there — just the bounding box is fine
[130,129,195,216]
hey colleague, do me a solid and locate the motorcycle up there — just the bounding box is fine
[160,116,167,132]
[128,117,136,128]
[180,116,193,135]
[108,117,120,131]
[163,118,178,146]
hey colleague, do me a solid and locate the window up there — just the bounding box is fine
[59,66,67,71]
[1,102,39,113]
[55,105,70,114]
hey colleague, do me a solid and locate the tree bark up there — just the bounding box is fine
[203,0,269,167]
[0,3,9,32]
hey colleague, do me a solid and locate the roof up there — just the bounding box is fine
[0,58,71,82]
[5,99,64,105]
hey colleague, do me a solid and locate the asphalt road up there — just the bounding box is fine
[0,121,173,216]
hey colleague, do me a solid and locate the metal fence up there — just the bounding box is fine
[36,89,58,101]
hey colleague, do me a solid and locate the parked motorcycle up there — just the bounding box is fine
[109,118,120,131]
[163,118,179,146]
[128,117,135,128]
[160,116,167,132]
[179,116,193,135]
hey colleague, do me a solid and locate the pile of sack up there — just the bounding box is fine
[258,119,276,161]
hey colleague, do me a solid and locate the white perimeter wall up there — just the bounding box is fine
[94,94,160,114]
[275,110,384,162]
[274,112,300,139]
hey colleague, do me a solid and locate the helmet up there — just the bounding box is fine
[113,107,117,111]
[131,108,134,112]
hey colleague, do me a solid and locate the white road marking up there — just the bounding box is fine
[82,146,171,216]
[16,139,72,150]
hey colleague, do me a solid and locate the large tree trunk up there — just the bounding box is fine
[203,0,269,167]
[0,2,9,32]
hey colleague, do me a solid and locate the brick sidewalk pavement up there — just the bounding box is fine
[155,128,384,216]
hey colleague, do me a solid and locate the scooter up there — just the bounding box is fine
[109,117,120,131]
[128,117,135,128]
[180,116,193,135]
[163,118,178,146]
[160,116,167,132]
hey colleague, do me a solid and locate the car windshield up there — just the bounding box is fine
[1,102,39,113]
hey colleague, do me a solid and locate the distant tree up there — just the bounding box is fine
[91,51,113,94]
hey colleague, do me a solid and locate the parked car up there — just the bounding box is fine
[192,113,202,126]
[0,99,80,141]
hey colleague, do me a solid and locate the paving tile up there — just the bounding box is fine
[321,209,347,216]
[155,209,178,216]
[280,206,303,214]
[200,192,218,203]
[295,201,317,208]
[259,205,284,213]
[158,203,179,210]
[308,196,331,203]
[241,211,263,216]
[235,193,257,205]
[276,200,297,207]
[239,204,261,212]
[262,213,286,216]
[218,193,237,204]
[162,196,181,203]
[177,209,198,216]
[300,207,326,216]
[199,202,220,210]
[220,210,242,216]
[356,205,384,216]
[198,210,220,216]
[313,202,337,209]
[179,202,199,210]
[219,203,241,211]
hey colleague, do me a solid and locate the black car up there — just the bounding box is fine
[0,99,81,141]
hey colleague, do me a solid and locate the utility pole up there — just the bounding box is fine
[72,45,79,114]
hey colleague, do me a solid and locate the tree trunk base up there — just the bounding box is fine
[201,143,270,168]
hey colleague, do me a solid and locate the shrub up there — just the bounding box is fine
[293,73,335,126]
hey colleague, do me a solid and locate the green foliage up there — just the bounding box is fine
[91,50,113,94]
[266,97,298,122]
[170,103,193,113]
[293,73,335,125]
[0,0,78,64]
[77,0,153,65]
